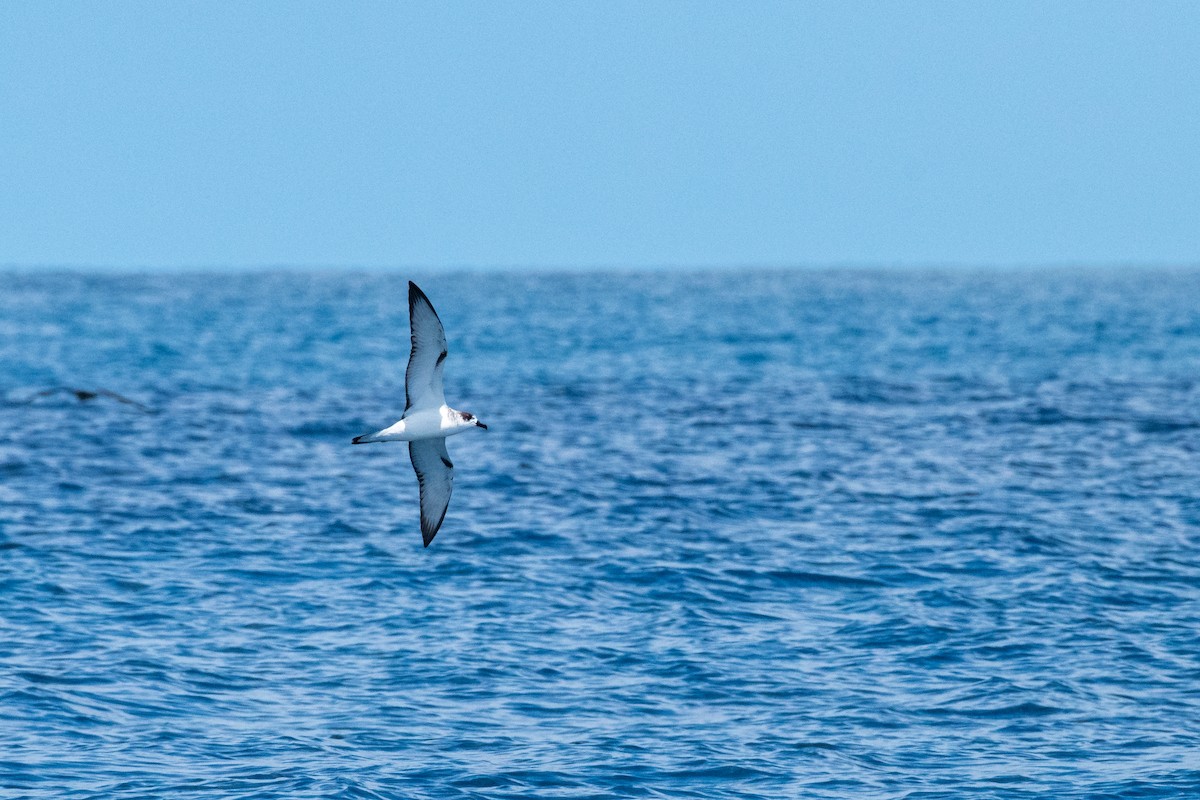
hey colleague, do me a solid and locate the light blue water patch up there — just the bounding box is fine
[2,269,1200,799]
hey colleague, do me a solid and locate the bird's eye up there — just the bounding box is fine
[462,412,473,421]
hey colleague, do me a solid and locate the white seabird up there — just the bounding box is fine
[352,281,487,546]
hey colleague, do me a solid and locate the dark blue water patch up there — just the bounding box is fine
[2,268,1200,798]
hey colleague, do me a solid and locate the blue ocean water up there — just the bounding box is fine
[2,268,1200,799]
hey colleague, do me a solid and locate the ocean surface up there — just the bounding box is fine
[2,268,1200,799]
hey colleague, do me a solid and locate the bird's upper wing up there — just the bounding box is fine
[408,438,454,546]
[405,282,448,413]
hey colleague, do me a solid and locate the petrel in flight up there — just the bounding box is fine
[352,282,487,546]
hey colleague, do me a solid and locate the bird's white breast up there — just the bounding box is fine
[378,406,469,441]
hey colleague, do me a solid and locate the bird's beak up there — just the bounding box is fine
[476,421,488,430]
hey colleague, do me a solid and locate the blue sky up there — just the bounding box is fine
[1,2,1198,269]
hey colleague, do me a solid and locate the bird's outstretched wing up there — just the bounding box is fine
[405,282,448,414]
[21,386,155,414]
[408,438,454,546]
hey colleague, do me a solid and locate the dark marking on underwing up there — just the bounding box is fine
[436,350,447,366]
[440,455,453,469]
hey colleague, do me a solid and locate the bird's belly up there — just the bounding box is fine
[381,409,450,441]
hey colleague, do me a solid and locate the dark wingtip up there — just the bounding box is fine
[409,281,426,306]
[351,435,365,444]
[421,506,447,547]
[407,281,442,326]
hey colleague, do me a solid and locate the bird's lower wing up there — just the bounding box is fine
[408,438,454,546]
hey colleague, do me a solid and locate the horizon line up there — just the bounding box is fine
[3,260,1199,275]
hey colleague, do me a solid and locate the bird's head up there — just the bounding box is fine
[458,410,488,430]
